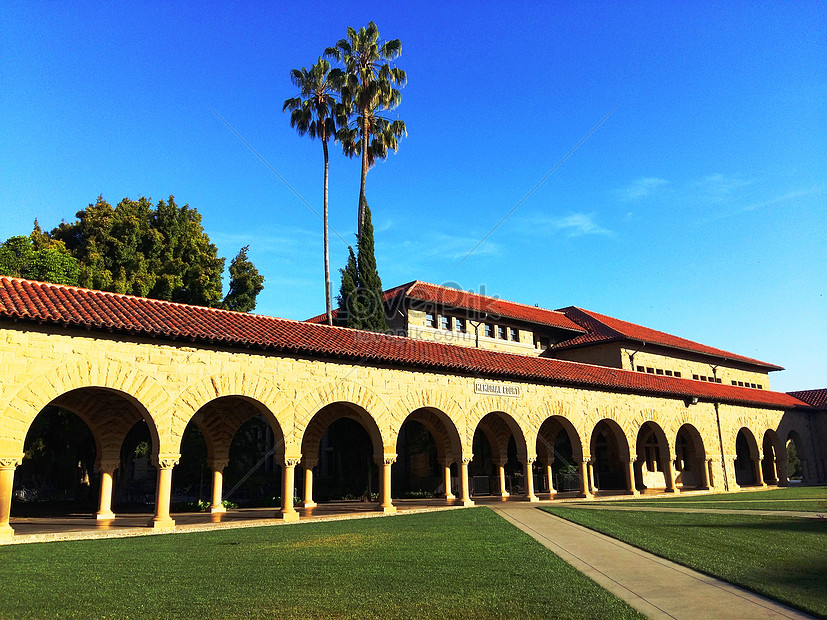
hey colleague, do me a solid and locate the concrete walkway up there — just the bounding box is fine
[494,505,814,620]
[555,503,823,519]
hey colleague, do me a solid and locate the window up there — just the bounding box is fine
[646,367,655,374]
[693,374,700,380]
[674,372,681,378]
[656,369,664,375]
[496,325,505,339]
[425,313,435,328]
[484,324,493,338]
[509,327,518,342]
[665,370,673,376]
[538,336,550,349]
[455,318,466,333]
[636,365,645,372]
[440,316,450,331]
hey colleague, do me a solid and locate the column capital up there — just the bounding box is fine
[375,454,397,467]
[152,454,180,469]
[524,456,537,465]
[582,457,592,464]
[461,455,473,465]
[283,457,301,468]
[208,458,230,471]
[0,456,23,469]
[629,457,638,464]
[97,459,121,473]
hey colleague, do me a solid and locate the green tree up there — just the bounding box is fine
[221,246,265,312]
[786,440,802,479]
[48,195,262,309]
[326,21,407,238]
[0,233,80,286]
[336,203,387,332]
[283,58,344,326]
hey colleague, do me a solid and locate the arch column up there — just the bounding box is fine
[302,458,317,508]
[697,457,710,489]
[495,458,509,497]
[441,459,455,500]
[523,457,539,502]
[545,457,555,497]
[584,458,595,496]
[755,455,766,487]
[376,454,396,514]
[149,455,179,529]
[459,456,475,506]
[278,457,300,522]
[664,457,680,494]
[208,458,229,513]
[625,458,640,496]
[96,459,121,520]
[0,457,22,539]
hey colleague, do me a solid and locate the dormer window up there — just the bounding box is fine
[455,318,466,333]
[440,316,450,331]
[484,324,493,338]
[425,313,435,328]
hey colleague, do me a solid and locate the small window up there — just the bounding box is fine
[693,374,699,380]
[716,378,722,384]
[674,371,681,378]
[665,370,673,376]
[646,367,655,374]
[509,327,518,342]
[636,365,645,372]
[484,324,493,338]
[440,316,450,331]
[455,318,466,333]
[656,369,664,375]
[737,381,744,387]
[757,385,763,389]
[425,313,435,328]
[497,325,505,339]
[732,381,738,386]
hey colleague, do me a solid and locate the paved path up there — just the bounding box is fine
[493,505,814,620]
[555,503,823,519]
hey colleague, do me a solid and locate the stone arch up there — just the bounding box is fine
[537,414,584,463]
[294,381,392,453]
[467,399,530,457]
[762,428,784,484]
[1,359,167,457]
[388,389,465,435]
[667,408,716,456]
[734,427,760,486]
[394,407,463,464]
[589,418,631,492]
[171,373,291,453]
[585,405,637,457]
[634,421,671,492]
[675,423,708,489]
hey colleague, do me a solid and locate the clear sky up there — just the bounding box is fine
[1,2,825,392]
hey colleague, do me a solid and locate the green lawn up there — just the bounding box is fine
[0,508,643,619]
[577,485,827,512]
[543,506,827,617]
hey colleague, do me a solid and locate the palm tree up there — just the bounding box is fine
[326,21,407,239]
[283,58,344,326]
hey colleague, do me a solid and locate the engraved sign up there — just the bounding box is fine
[473,380,520,398]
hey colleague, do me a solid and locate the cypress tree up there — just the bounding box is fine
[336,203,388,332]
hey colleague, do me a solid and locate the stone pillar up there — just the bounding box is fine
[279,458,300,522]
[0,457,22,540]
[579,458,593,498]
[546,462,555,495]
[523,457,539,502]
[586,459,596,495]
[625,458,640,496]
[96,459,120,520]
[459,457,475,506]
[377,455,396,514]
[755,455,766,487]
[698,457,710,489]
[495,458,509,497]
[442,461,455,500]
[664,458,680,494]
[302,459,317,508]
[149,455,179,529]
[208,459,229,513]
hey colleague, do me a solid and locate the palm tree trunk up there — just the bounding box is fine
[358,111,370,239]
[323,136,332,326]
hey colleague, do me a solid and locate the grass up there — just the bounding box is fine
[0,508,643,619]
[543,505,827,617]
[576,485,827,512]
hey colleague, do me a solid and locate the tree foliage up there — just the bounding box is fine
[326,21,407,238]
[337,203,388,332]
[2,196,263,311]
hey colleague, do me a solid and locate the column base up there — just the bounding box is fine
[0,523,14,540]
[665,487,680,494]
[578,492,594,499]
[378,504,397,514]
[525,494,539,503]
[210,505,227,514]
[96,511,116,520]
[626,489,641,496]
[460,499,475,507]
[277,510,300,522]
[443,493,456,500]
[149,517,175,529]
[303,501,317,508]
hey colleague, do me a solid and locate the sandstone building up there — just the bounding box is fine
[0,276,823,539]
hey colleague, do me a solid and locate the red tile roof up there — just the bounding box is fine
[788,389,827,410]
[0,277,808,411]
[553,307,783,371]
[308,280,585,333]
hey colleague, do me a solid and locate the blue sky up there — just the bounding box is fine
[1,2,825,392]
